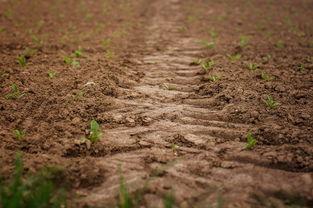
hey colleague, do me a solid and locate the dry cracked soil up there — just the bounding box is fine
[0,0,313,207]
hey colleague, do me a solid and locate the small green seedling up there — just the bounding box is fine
[48,72,57,78]
[73,90,84,99]
[85,13,94,19]
[288,26,298,33]
[178,26,188,31]
[25,48,38,56]
[64,56,80,67]
[243,133,256,150]
[261,72,275,81]
[201,60,215,71]
[13,129,27,140]
[106,50,115,59]
[265,54,272,61]
[208,28,218,38]
[64,56,71,65]
[207,73,222,82]
[0,27,5,34]
[5,84,24,99]
[80,120,103,143]
[217,14,227,21]
[71,59,80,67]
[102,39,111,47]
[192,58,202,65]
[171,144,180,151]
[239,35,250,48]
[187,15,198,22]
[264,31,272,38]
[227,54,241,62]
[276,41,285,47]
[16,54,27,67]
[263,95,280,108]
[296,65,304,72]
[245,63,259,71]
[95,23,105,32]
[74,46,84,58]
[6,8,14,18]
[33,37,43,45]
[164,193,175,208]
[200,40,215,48]
[164,84,175,90]
[309,41,313,48]
[256,25,266,31]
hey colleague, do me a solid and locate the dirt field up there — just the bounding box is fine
[0,0,313,207]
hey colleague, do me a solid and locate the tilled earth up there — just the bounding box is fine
[0,0,313,207]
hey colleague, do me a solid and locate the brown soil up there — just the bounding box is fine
[1,0,313,207]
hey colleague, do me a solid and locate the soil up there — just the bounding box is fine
[0,0,313,207]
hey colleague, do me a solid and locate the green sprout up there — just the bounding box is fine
[25,48,38,56]
[192,58,202,65]
[64,56,80,67]
[113,30,126,39]
[0,153,66,208]
[16,54,27,67]
[207,73,222,82]
[74,46,84,58]
[227,54,241,62]
[208,29,218,39]
[106,50,115,59]
[261,72,275,81]
[164,84,175,90]
[80,120,103,143]
[13,129,27,140]
[245,63,259,71]
[200,40,216,48]
[201,60,215,71]
[5,84,25,99]
[264,31,272,38]
[256,25,266,31]
[265,54,272,61]
[118,174,133,208]
[70,39,78,44]
[102,39,111,47]
[73,90,84,99]
[0,27,5,34]
[95,23,105,32]
[187,15,198,22]
[288,25,298,33]
[6,8,14,18]
[239,35,250,48]
[33,37,43,45]
[243,133,256,150]
[276,41,285,47]
[164,193,175,208]
[48,72,57,78]
[217,13,227,21]
[262,95,280,108]
[71,59,80,67]
[177,26,188,31]
[296,65,304,72]
[309,41,313,48]
[85,13,94,19]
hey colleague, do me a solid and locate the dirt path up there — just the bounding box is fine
[78,0,312,207]
[1,0,312,207]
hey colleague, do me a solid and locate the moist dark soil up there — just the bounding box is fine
[0,0,313,207]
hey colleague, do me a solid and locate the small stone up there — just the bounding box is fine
[72,117,81,124]
[86,140,91,149]
[84,81,96,86]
